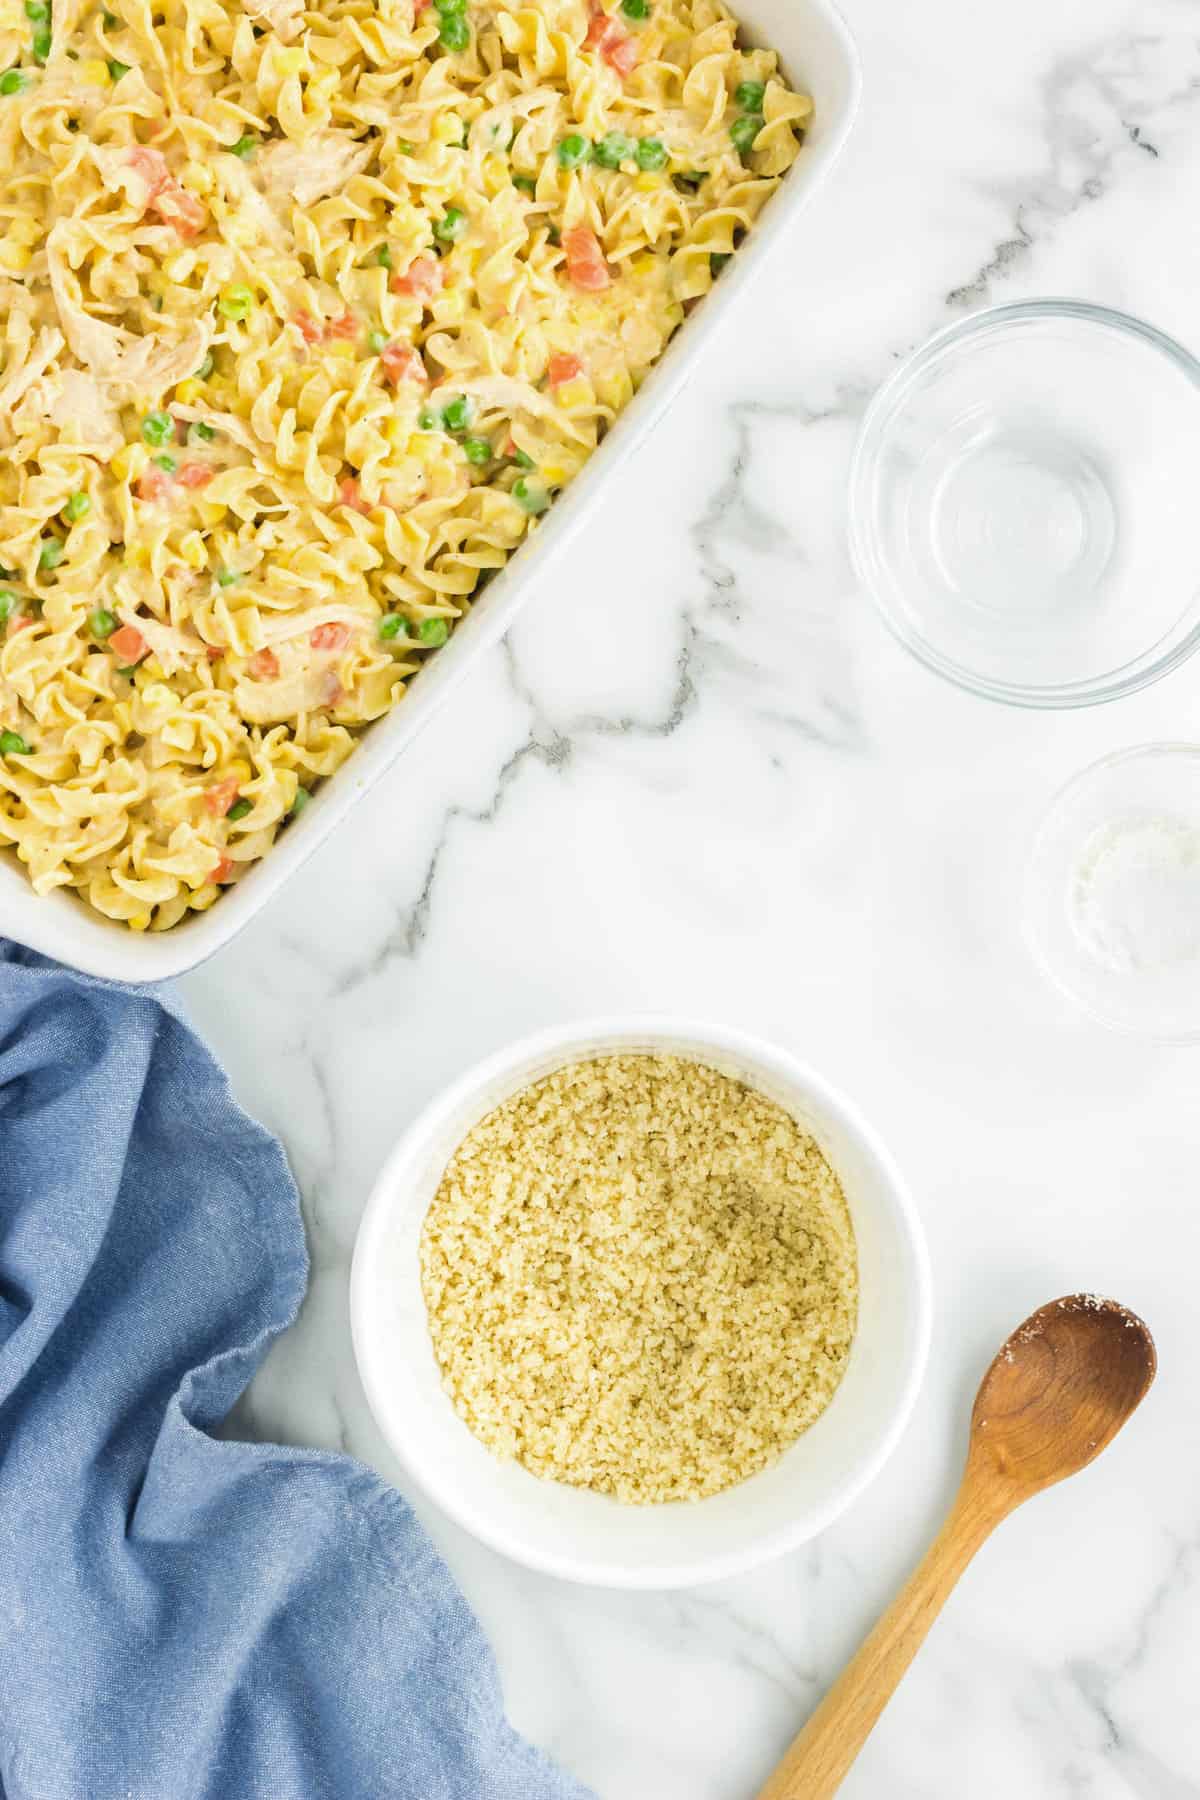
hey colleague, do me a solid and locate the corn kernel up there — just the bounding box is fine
[110,443,149,482]
[595,369,633,410]
[541,460,568,485]
[409,432,443,465]
[434,287,466,322]
[9,216,41,247]
[0,244,31,273]
[635,171,664,191]
[197,500,227,528]
[179,530,206,570]
[126,542,149,567]
[482,153,508,195]
[182,160,213,196]
[142,682,174,712]
[174,378,202,406]
[128,912,151,932]
[630,253,658,277]
[326,338,356,359]
[113,702,133,734]
[143,656,164,679]
[383,416,406,447]
[79,58,111,85]
[273,45,305,74]
[554,377,593,410]
[433,111,463,145]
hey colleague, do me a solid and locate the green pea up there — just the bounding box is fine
[64,490,91,522]
[441,394,473,432]
[289,786,311,816]
[378,612,409,640]
[219,285,255,321]
[153,453,177,473]
[188,420,216,443]
[376,243,393,268]
[433,206,466,244]
[226,797,252,822]
[0,730,33,756]
[512,448,535,470]
[593,131,635,169]
[438,11,469,50]
[394,139,415,155]
[215,568,239,587]
[556,133,591,171]
[367,328,387,354]
[107,58,130,79]
[734,79,765,113]
[32,25,51,61]
[512,174,536,196]
[140,409,172,447]
[512,477,548,514]
[24,2,48,17]
[621,0,649,13]
[89,607,117,638]
[436,0,466,13]
[417,405,441,431]
[463,436,492,465]
[0,69,27,94]
[636,137,668,171]
[228,133,256,157]
[730,114,762,154]
[418,617,449,646]
[709,252,730,276]
[37,537,64,572]
[195,352,214,379]
[0,592,16,622]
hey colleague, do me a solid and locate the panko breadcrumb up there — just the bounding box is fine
[419,1054,858,1505]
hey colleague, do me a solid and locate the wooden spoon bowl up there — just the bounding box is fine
[758,1294,1156,1800]
[968,1294,1157,1511]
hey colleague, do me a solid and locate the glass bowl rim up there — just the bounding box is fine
[848,298,1200,710]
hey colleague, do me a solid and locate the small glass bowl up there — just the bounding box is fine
[848,301,1200,707]
[1025,744,1200,1040]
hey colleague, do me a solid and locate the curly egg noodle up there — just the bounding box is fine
[0,0,809,929]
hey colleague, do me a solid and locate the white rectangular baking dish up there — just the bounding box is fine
[4,0,860,981]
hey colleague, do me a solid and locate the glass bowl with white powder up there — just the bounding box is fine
[1025,744,1200,1039]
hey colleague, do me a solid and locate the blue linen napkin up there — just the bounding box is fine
[0,944,593,1800]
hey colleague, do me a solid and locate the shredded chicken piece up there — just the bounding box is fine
[233,667,339,722]
[0,327,65,416]
[47,226,212,399]
[242,0,304,39]
[115,607,207,676]
[430,373,590,444]
[21,368,123,458]
[257,132,373,207]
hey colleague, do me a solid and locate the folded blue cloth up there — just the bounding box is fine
[0,945,592,1800]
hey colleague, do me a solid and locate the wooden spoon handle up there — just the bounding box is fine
[756,1484,1002,1800]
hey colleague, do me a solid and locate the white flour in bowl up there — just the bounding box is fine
[1069,811,1200,974]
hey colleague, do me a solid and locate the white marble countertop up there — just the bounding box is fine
[183,0,1200,1791]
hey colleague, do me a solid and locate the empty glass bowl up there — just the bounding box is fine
[1025,744,1200,1039]
[849,301,1200,707]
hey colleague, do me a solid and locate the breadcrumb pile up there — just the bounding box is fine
[420,1054,858,1504]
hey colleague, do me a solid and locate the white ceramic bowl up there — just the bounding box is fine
[350,1019,931,1589]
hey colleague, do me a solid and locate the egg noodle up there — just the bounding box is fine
[0,0,809,929]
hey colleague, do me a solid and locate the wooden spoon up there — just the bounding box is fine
[757,1294,1157,1800]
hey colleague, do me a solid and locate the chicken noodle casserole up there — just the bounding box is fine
[0,0,810,928]
[421,1055,858,1504]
